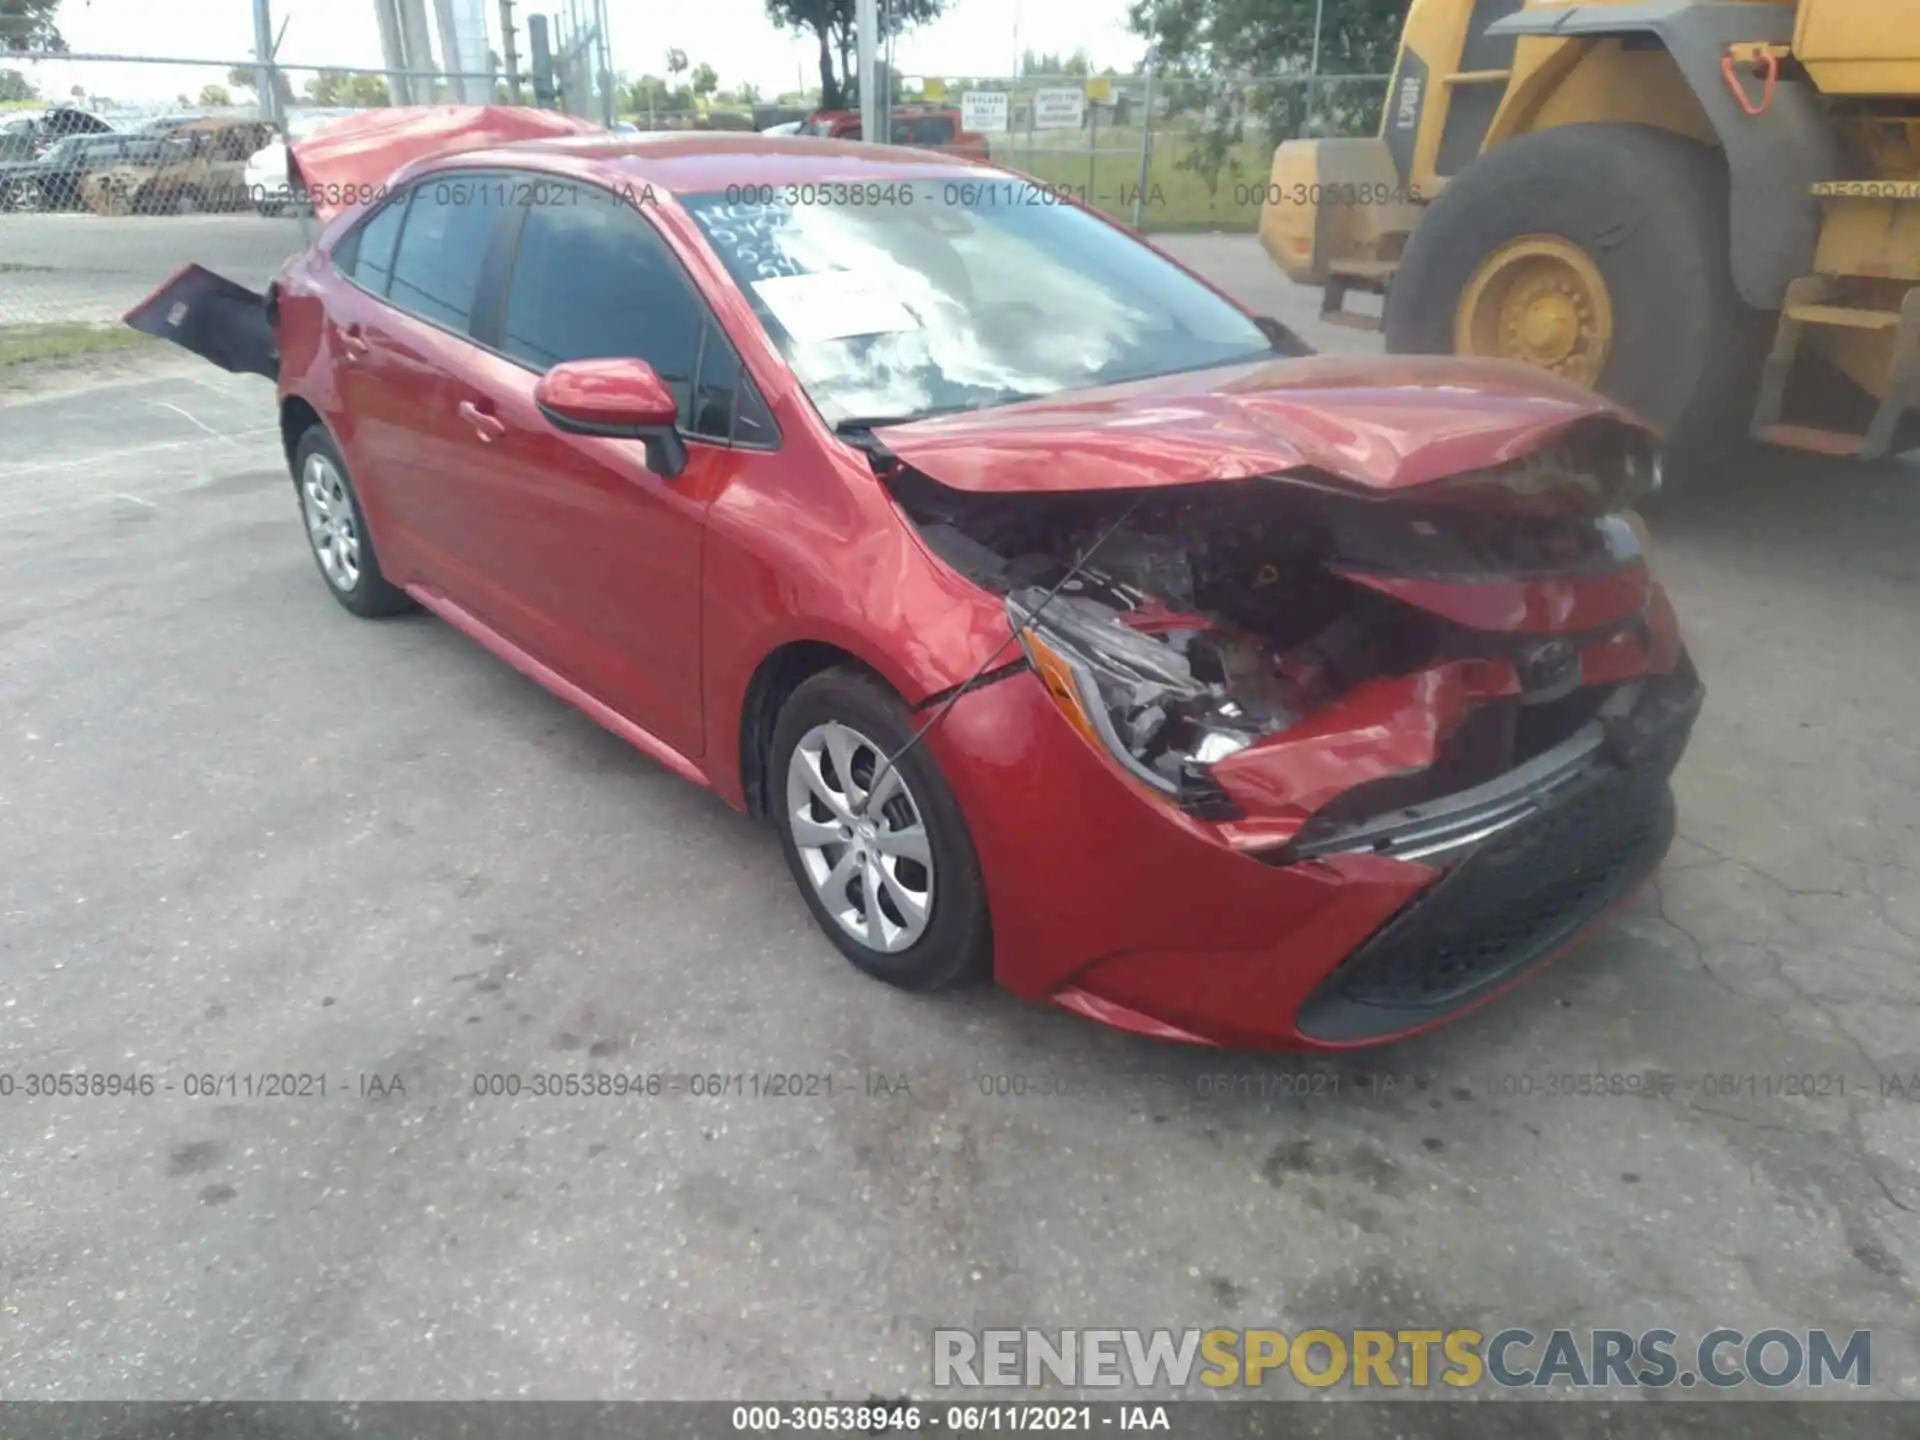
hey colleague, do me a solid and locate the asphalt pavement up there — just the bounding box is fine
[1,223,1918,1407]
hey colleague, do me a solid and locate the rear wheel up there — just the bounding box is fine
[771,668,992,992]
[291,426,415,619]
[1385,123,1770,485]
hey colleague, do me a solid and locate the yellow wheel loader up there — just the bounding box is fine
[1261,0,1920,474]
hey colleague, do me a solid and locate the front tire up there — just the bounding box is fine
[291,426,415,618]
[1384,123,1770,483]
[771,668,992,992]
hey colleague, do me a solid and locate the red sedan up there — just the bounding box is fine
[133,114,1701,1050]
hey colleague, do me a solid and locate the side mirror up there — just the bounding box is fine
[534,356,687,478]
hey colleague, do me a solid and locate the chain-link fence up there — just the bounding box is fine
[0,0,614,344]
[0,39,1388,350]
[914,71,1392,234]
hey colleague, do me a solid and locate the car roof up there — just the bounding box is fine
[410,132,996,196]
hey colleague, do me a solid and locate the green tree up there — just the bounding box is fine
[0,65,33,99]
[1130,0,1404,185]
[304,69,393,107]
[227,63,296,108]
[1020,47,1091,78]
[0,0,64,53]
[764,0,945,111]
[690,62,718,99]
[198,83,233,108]
[737,80,762,104]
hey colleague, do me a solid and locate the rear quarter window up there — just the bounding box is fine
[332,193,408,296]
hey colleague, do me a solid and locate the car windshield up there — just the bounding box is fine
[682,179,1272,427]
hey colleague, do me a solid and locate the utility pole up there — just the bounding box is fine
[433,0,471,102]
[498,0,522,103]
[398,0,441,102]
[251,0,284,126]
[528,12,557,109]
[856,0,878,142]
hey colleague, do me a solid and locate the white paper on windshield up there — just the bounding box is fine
[751,270,920,345]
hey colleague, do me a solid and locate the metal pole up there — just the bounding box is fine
[251,0,284,126]
[1306,0,1326,134]
[1132,56,1154,229]
[595,0,613,124]
[498,0,521,103]
[857,0,879,142]
[398,0,440,103]
[432,0,471,102]
[378,0,415,104]
[1086,89,1097,208]
[527,12,556,108]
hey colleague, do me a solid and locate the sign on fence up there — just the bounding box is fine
[1031,87,1085,129]
[961,90,1008,133]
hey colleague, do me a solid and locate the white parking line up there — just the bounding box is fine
[0,427,279,479]
[146,399,238,443]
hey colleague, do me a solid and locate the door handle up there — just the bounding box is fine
[458,399,506,442]
[340,325,370,360]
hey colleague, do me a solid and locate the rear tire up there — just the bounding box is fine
[770,667,993,992]
[291,426,415,619]
[1384,123,1771,486]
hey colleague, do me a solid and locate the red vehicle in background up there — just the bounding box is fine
[800,103,989,160]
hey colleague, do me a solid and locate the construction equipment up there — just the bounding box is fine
[1260,1,1920,472]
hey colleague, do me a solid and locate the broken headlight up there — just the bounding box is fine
[1007,588,1276,804]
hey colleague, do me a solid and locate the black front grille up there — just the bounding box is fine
[1295,728,1684,1043]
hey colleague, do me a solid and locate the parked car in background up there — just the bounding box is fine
[246,109,359,216]
[0,132,150,211]
[0,106,116,163]
[799,103,989,159]
[82,117,276,215]
[131,122,1700,1051]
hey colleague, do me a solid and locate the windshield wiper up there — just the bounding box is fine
[833,392,1042,436]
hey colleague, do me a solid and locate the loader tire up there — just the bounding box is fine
[1384,123,1771,487]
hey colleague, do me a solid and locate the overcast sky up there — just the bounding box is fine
[22,0,1147,105]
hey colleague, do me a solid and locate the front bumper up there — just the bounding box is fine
[1292,686,1691,1043]
[933,655,1701,1051]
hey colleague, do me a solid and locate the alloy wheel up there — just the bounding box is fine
[300,452,362,592]
[785,720,933,953]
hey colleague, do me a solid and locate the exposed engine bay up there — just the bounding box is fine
[890,462,1667,829]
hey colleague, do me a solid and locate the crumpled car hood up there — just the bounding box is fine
[871,354,1649,494]
[288,105,604,222]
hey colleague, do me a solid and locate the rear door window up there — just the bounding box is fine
[383,174,504,333]
[907,116,955,144]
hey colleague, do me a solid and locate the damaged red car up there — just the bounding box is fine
[132,119,1702,1050]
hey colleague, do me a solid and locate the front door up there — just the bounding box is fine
[438,178,773,757]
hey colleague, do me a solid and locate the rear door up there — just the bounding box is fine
[323,171,519,597]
